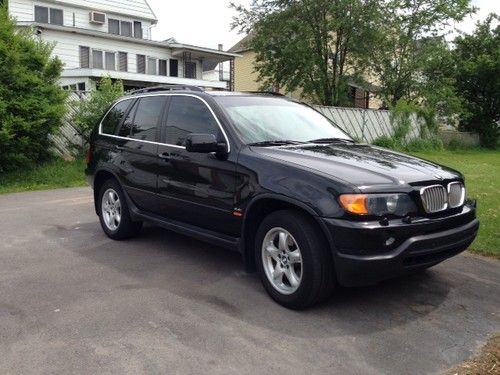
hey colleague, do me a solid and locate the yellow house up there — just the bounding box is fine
[229,34,382,109]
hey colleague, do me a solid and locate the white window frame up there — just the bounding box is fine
[33,4,64,25]
[147,57,158,75]
[107,17,142,38]
[104,51,117,71]
[91,49,104,69]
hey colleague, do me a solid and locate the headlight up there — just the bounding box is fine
[339,193,417,216]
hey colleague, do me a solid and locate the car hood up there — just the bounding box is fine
[252,143,462,189]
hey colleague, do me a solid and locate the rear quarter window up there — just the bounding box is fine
[101,99,133,135]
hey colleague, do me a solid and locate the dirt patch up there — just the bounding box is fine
[445,335,500,375]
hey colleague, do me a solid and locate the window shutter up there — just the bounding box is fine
[79,46,90,68]
[137,55,146,74]
[118,52,128,72]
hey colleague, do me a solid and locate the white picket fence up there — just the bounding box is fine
[314,105,422,142]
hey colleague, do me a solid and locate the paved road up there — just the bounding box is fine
[0,187,498,374]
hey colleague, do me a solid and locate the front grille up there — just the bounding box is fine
[448,182,465,208]
[420,185,447,213]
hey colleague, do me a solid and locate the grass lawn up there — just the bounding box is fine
[413,150,499,257]
[0,158,86,194]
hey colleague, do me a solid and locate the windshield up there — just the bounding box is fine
[214,96,351,144]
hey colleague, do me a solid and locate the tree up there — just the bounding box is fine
[0,6,66,172]
[231,0,383,106]
[73,76,124,145]
[452,14,499,148]
[370,0,473,106]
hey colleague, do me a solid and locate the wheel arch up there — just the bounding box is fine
[93,168,120,215]
[241,194,336,272]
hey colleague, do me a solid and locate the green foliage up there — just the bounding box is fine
[372,136,401,150]
[370,0,473,107]
[0,6,66,172]
[231,0,382,106]
[452,14,500,148]
[73,77,124,144]
[0,158,85,194]
[373,99,444,152]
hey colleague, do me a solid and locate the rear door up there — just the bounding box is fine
[156,95,239,235]
[114,95,167,213]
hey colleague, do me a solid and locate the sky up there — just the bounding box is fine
[147,0,499,50]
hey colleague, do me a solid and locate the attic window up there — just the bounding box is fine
[121,21,132,37]
[108,19,119,35]
[35,6,63,25]
[134,21,143,39]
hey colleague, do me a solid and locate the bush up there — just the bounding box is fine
[0,6,66,172]
[73,77,124,145]
[372,136,402,151]
[404,137,443,152]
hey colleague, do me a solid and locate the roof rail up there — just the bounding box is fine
[243,91,285,97]
[129,85,204,95]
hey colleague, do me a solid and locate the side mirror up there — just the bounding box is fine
[185,133,226,153]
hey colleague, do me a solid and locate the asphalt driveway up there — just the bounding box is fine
[0,187,498,374]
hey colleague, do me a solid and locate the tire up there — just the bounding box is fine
[97,179,142,240]
[255,210,335,310]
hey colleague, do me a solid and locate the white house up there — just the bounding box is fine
[8,0,238,91]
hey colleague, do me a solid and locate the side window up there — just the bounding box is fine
[101,99,132,135]
[130,96,166,141]
[165,96,220,146]
[118,100,138,137]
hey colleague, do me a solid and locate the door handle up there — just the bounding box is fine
[114,145,125,151]
[158,152,170,160]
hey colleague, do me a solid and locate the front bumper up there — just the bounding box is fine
[322,203,479,286]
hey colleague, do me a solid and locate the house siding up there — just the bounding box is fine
[8,0,156,23]
[41,29,182,75]
[9,0,153,39]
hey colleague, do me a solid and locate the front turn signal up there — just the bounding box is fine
[339,194,369,215]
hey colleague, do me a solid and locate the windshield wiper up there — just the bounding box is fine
[248,140,304,147]
[306,137,355,144]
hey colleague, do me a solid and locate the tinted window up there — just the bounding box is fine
[165,96,220,146]
[101,100,132,134]
[130,97,166,141]
[34,6,49,23]
[118,100,138,137]
[50,8,63,25]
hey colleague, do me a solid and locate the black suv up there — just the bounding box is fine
[86,85,479,309]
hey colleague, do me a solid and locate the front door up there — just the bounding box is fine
[156,95,239,236]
